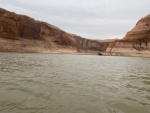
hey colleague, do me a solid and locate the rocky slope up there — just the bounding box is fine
[0,8,110,53]
[75,36,110,53]
[106,14,150,57]
[0,8,76,53]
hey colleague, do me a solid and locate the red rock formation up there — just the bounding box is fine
[76,36,110,53]
[0,8,76,53]
[0,8,110,53]
[123,14,150,41]
[106,14,150,57]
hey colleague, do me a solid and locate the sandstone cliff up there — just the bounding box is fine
[106,14,150,57]
[0,8,110,53]
[76,36,110,53]
[0,8,76,53]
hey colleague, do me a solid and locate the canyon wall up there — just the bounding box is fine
[106,14,150,57]
[0,8,76,53]
[0,8,110,53]
[76,37,110,53]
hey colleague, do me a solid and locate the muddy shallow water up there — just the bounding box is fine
[0,53,150,113]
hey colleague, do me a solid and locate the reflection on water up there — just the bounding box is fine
[0,53,150,113]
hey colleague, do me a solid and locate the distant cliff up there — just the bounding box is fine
[76,36,110,53]
[0,8,110,53]
[106,14,150,57]
[0,8,76,53]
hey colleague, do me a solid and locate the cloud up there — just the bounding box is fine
[0,0,150,39]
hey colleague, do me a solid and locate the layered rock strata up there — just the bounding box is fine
[106,14,150,57]
[76,37,110,53]
[0,8,76,53]
[0,8,110,53]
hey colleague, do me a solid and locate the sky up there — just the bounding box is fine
[0,0,150,39]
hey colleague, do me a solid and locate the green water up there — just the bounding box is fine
[0,53,150,113]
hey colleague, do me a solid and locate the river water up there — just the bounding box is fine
[0,53,150,113]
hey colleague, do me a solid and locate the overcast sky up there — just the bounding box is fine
[0,0,150,39]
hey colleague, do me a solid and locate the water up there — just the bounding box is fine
[0,53,150,113]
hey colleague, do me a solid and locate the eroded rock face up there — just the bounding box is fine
[0,8,76,53]
[107,14,150,56]
[0,8,40,40]
[123,14,150,41]
[0,8,111,53]
[75,36,110,53]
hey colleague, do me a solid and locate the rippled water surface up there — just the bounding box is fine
[0,53,150,113]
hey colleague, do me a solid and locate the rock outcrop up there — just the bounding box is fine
[76,36,110,53]
[0,8,111,53]
[106,14,150,57]
[0,8,76,53]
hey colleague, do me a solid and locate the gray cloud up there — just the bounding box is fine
[0,0,150,39]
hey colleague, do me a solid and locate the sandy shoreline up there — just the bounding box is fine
[0,49,98,55]
[1,49,150,58]
[99,52,150,58]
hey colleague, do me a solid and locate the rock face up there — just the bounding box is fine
[0,8,76,53]
[123,14,150,41]
[106,14,150,57]
[76,36,110,53]
[0,8,111,53]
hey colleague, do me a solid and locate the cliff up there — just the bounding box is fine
[106,14,150,57]
[0,8,76,53]
[75,36,110,53]
[0,8,110,54]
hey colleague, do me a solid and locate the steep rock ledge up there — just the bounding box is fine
[0,8,76,53]
[76,37,110,53]
[106,14,150,57]
[0,8,111,53]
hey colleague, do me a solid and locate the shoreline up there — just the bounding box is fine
[99,52,150,58]
[0,51,98,56]
[1,51,150,58]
